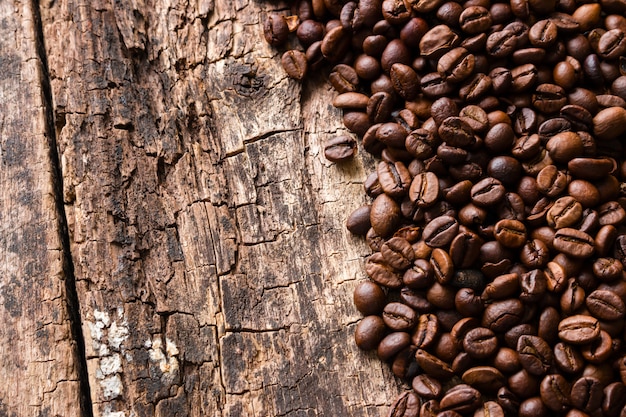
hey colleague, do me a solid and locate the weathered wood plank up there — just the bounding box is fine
[0,1,84,415]
[40,0,401,415]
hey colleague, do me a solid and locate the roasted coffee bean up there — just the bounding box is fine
[423,215,459,248]
[494,219,527,248]
[570,376,603,413]
[353,280,386,316]
[560,278,585,315]
[464,327,498,359]
[411,313,438,348]
[264,14,289,46]
[517,335,553,376]
[383,302,418,331]
[471,177,505,207]
[439,384,482,414]
[409,172,440,208]
[599,200,626,226]
[390,63,420,101]
[553,227,595,258]
[346,205,372,236]
[281,50,308,80]
[415,348,455,379]
[430,248,454,284]
[539,374,570,412]
[553,342,584,374]
[586,289,626,321]
[546,196,583,229]
[370,193,401,238]
[412,374,442,400]
[519,269,547,303]
[520,239,550,268]
[483,299,524,332]
[581,329,613,364]
[420,24,460,59]
[388,391,420,417]
[377,161,411,199]
[355,315,387,350]
[508,369,540,399]
[323,135,357,162]
[603,382,626,417]
[558,314,600,344]
[366,252,403,288]
[378,331,412,361]
[592,257,623,281]
[404,258,434,289]
[437,47,475,83]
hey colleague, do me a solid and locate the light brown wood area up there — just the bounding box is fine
[0,0,403,416]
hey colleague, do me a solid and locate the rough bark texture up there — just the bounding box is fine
[13,0,404,415]
[0,1,84,416]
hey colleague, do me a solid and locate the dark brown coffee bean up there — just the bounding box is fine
[544,260,567,293]
[570,376,603,413]
[449,232,481,269]
[518,397,547,417]
[568,157,615,181]
[463,327,498,359]
[512,133,541,160]
[329,64,359,93]
[415,348,455,379]
[519,269,547,303]
[508,368,540,399]
[558,314,600,344]
[323,135,357,162]
[494,219,527,249]
[471,177,505,207]
[511,63,538,92]
[378,331,411,361]
[281,50,308,81]
[409,172,440,208]
[426,282,456,309]
[383,302,418,331]
[598,28,626,60]
[546,129,584,166]
[370,193,401,238]
[603,382,626,417]
[401,287,433,312]
[599,200,626,226]
[423,215,459,248]
[366,252,403,288]
[459,6,492,35]
[321,26,350,62]
[367,92,394,123]
[536,165,569,198]
[539,374,570,412]
[586,289,626,321]
[439,384,482,414]
[553,342,584,374]
[333,92,370,109]
[411,313,438,348]
[437,47,475,83]
[496,387,520,416]
[597,225,618,257]
[581,329,613,364]
[594,106,626,141]
[353,280,386,315]
[553,228,595,258]
[264,14,289,46]
[382,236,416,270]
[388,391,420,417]
[430,248,454,284]
[482,299,524,332]
[355,315,387,350]
[420,399,440,417]
[390,63,420,100]
[377,161,412,198]
[592,257,623,282]
[529,19,557,48]
[497,192,525,222]
[560,278,585,315]
[343,111,371,137]
[473,401,504,417]
[486,30,517,57]
[419,24,460,59]
[404,258,434,289]
[546,196,583,229]
[412,374,442,400]
[517,335,553,376]
[454,288,483,317]
[420,71,455,97]
[520,239,550,269]
[346,205,371,236]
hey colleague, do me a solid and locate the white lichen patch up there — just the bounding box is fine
[145,336,180,385]
[85,308,130,415]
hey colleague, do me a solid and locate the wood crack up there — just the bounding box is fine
[30,1,94,416]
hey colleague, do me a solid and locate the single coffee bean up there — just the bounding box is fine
[519,269,547,303]
[411,313,438,349]
[412,374,442,400]
[486,30,517,57]
[536,165,569,198]
[430,248,454,284]
[570,376,603,413]
[553,342,584,374]
[603,382,626,417]
[581,329,613,364]
[404,258,434,289]
[353,280,386,315]
[377,161,411,199]
[482,299,524,332]
[558,314,600,344]
[423,215,459,248]
[437,47,475,83]
[464,327,498,359]
[592,257,623,282]
[471,177,505,207]
[383,302,418,331]
[586,289,626,321]
[593,106,626,141]
[520,239,550,268]
[329,64,360,93]
[346,205,371,236]
[382,237,415,270]
[517,335,553,376]
[439,384,482,414]
[419,24,460,59]
[508,368,540,400]
[366,252,403,288]
[355,315,387,350]
[494,219,527,248]
[553,227,595,258]
[264,14,289,46]
[390,63,420,100]
[539,374,571,412]
[401,288,433,312]
[560,278,586,315]
[323,135,357,162]
[473,401,504,417]
[388,391,420,417]
[415,348,455,379]
[281,50,308,80]
[599,200,626,226]
[546,196,583,229]
[409,172,440,208]
[370,193,401,238]
[378,331,411,361]
[438,116,475,148]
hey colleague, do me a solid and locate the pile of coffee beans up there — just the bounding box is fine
[264,0,626,416]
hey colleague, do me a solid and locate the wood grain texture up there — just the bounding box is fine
[0,1,84,415]
[39,0,402,416]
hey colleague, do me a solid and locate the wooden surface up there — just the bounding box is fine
[0,0,403,415]
[0,0,85,416]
